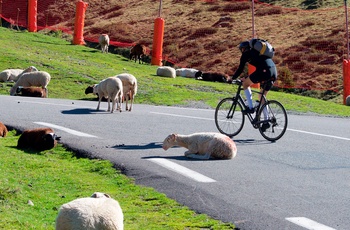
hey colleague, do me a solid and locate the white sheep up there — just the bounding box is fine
[55,192,124,230]
[99,34,110,53]
[10,71,51,97]
[115,73,137,111]
[93,77,123,113]
[156,66,176,78]
[0,66,38,82]
[175,68,199,78]
[162,132,237,160]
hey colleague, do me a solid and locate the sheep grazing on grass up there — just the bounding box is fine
[17,127,61,151]
[129,43,147,64]
[116,73,137,111]
[195,71,232,83]
[0,66,38,82]
[10,71,51,97]
[0,122,8,138]
[15,86,47,98]
[55,192,124,230]
[162,132,237,160]
[99,34,110,53]
[88,77,123,113]
[156,66,176,78]
[175,68,199,78]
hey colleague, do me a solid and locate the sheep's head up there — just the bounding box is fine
[162,134,177,150]
[41,133,60,150]
[9,86,17,96]
[85,85,94,95]
[91,192,111,198]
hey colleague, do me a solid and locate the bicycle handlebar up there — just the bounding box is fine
[231,79,242,86]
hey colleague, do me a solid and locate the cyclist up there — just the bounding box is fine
[231,40,278,131]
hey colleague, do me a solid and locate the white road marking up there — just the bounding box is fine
[286,217,336,230]
[147,158,216,183]
[34,122,97,138]
[151,112,350,141]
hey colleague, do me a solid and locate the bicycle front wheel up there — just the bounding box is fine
[215,97,245,137]
[258,100,288,141]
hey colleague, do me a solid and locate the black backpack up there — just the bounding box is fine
[249,38,275,58]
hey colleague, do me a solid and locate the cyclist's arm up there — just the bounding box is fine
[232,52,250,79]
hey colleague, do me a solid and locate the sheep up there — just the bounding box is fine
[129,43,147,64]
[55,192,124,230]
[0,122,8,138]
[91,77,123,113]
[0,66,38,82]
[17,127,61,151]
[115,73,137,111]
[195,71,232,83]
[175,68,199,78]
[162,132,237,160]
[156,66,176,78]
[15,86,47,98]
[10,71,51,97]
[99,34,110,53]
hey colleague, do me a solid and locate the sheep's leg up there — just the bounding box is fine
[107,97,111,112]
[185,152,211,160]
[111,98,116,113]
[97,98,101,111]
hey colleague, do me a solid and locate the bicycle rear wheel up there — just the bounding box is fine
[257,100,288,141]
[215,97,245,137]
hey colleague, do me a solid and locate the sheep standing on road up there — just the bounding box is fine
[162,132,237,160]
[0,66,38,82]
[99,34,110,53]
[116,73,137,111]
[0,122,8,138]
[87,77,123,113]
[55,192,124,230]
[129,43,146,64]
[17,127,61,151]
[9,71,51,97]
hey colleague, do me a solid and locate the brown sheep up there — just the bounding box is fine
[129,44,147,64]
[17,127,61,151]
[15,87,47,98]
[0,122,8,138]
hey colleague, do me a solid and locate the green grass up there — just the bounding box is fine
[0,26,349,229]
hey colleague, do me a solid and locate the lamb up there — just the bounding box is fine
[175,68,199,78]
[88,77,123,113]
[115,73,137,111]
[55,192,124,230]
[9,71,51,97]
[129,43,147,64]
[17,127,61,151]
[162,132,237,160]
[99,34,110,53]
[195,71,232,83]
[0,122,8,138]
[15,86,47,98]
[156,66,176,78]
[0,66,38,82]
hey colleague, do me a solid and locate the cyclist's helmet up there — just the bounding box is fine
[238,41,250,53]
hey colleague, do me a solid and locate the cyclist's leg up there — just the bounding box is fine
[242,76,254,110]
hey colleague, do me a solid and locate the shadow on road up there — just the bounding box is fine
[61,108,103,115]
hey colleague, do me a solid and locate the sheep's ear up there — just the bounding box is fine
[104,193,111,198]
[171,134,177,140]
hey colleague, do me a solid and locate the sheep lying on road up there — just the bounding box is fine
[15,87,47,98]
[116,73,137,111]
[156,66,176,78]
[87,77,123,113]
[55,192,124,230]
[10,71,51,97]
[0,122,8,138]
[17,127,60,151]
[162,132,237,160]
[99,34,110,53]
[0,66,38,82]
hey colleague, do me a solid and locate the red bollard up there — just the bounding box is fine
[151,17,165,66]
[72,0,88,45]
[27,0,37,32]
[343,59,350,105]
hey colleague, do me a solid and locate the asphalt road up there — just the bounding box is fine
[1,95,349,230]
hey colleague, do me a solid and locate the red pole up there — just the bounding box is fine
[27,0,37,32]
[73,0,88,45]
[344,0,350,105]
[151,17,164,66]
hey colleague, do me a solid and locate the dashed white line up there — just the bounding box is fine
[147,158,216,183]
[286,217,336,230]
[34,122,97,138]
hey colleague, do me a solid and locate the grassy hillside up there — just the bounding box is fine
[1,27,349,116]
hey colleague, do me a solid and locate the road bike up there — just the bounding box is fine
[214,79,288,141]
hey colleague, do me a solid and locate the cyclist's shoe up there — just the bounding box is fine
[261,122,270,132]
[243,107,255,114]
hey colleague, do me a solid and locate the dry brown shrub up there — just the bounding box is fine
[221,2,250,12]
[255,6,282,16]
[105,10,124,19]
[188,27,218,39]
